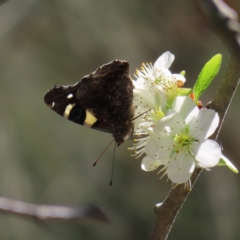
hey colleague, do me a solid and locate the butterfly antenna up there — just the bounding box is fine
[131,109,151,121]
[93,139,115,166]
[109,141,117,186]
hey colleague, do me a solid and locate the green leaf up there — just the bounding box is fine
[177,88,192,96]
[218,156,238,173]
[217,159,226,166]
[193,54,222,102]
[180,70,185,76]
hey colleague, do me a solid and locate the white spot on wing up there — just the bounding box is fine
[49,102,55,108]
[67,93,73,99]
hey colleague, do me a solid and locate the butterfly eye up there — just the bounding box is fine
[72,108,82,120]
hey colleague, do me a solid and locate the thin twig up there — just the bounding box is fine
[0,196,108,223]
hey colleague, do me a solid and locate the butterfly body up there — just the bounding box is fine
[44,60,134,145]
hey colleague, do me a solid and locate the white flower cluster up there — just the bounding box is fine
[130,51,228,187]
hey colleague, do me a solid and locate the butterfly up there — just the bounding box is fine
[44,60,134,146]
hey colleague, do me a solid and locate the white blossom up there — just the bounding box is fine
[133,87,166,135]
[140,96,222,186]
[133,51,185,101]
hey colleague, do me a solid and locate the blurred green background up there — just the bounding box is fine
[0,0,239,239]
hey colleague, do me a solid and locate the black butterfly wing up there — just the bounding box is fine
[44,82,89,125]
[44,60,134,145]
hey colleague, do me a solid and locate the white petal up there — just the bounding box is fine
[144,135,172,165]
[154,51,175,69]
[154,112,184,135]
[167,154,195,184]
[133,88,167,122]
[172,73,186,84]
[141,156,162,171]
[172,96,197,120]
[189,109,219,139]
[133,78,148,89]
[193,140,221,168]
[151,87,167,109]
[134,88,156,107]
[158,68,172,78]
[133,121,152,134]
[144,135,161,159]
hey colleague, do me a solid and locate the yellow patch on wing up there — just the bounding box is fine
[64,103,76,118]
[84,110,97,126]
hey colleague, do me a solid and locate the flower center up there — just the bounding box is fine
[172,125,197,156]
[151,109,164,121]
[155,76,179,100]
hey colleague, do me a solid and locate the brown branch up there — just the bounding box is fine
[0,196,108,223]
[206,56,240,137]
[148,169,202,240]
[148,1,240,239]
